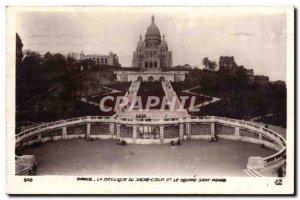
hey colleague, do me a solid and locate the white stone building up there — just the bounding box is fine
[68,51,119,66]
[116,16,186,82]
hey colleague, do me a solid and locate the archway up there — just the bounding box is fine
[159,76,165,82]
[148,76,154,82]
[137,76,143,82]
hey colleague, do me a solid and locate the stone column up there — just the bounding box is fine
[234,126,240,136]
[62,126,67,140]
[179,123,184,141]
[186,123,191,139]
[109,123,115,136]
[116,124,121,139]
[37,133,42,142]
[211,123,215,137]
[133,125,137,143]
[259,133,262,140]
[159,125,164,143]
[87,123,91,139]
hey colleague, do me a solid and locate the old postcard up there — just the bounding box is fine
[6,6,294,194]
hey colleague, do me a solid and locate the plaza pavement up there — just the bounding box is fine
[23,139,276,176]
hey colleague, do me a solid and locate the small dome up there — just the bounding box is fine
[160,35,168,48]
[145,15,161,38]
[137,35,144,48]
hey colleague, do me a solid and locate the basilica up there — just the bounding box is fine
[132,16,173,69]
[115,16,186,82]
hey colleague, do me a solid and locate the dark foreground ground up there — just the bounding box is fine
[23,139,276,177]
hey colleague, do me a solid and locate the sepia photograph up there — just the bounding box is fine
[6,6,294,194]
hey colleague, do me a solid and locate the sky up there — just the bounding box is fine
[16,7,288,81]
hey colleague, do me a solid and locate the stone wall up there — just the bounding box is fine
[191,123,211,135]
[240,128,259,139]
[115,71,186,82]
[120,125,133,138]
[164,125,179,138]
[41,129,62,138]
[215,124,235,135]
[67,124,86,135]
[90,123,110,135]
[262,135,274,143]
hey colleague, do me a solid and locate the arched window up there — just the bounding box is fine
[137,76,143,82]
[150,62,153,68]
[145,62,148,68]
[154,62,157,68]
[159,76,165,82]
[148,76,154,82]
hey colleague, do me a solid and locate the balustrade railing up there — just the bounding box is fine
[15,115,286,169]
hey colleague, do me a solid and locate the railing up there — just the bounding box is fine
[16,115,286,169]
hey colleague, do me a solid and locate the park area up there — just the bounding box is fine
[22,139,276,176]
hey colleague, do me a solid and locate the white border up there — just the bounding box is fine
[2,2,296,197]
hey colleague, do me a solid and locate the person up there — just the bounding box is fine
[171,141,175,146]
[121,140,127,146]
[214,135,218,142]
[50,134,54,143]
[265,124,269,129]
[276,167,283,177]
[31,162,37,175]
[177,140,181,145]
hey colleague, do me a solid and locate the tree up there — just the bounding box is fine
[17,50,45,104]
[202,57,209,70]
[16,33,23,66]
[208,61,217,72]
[202,57,217,71]
[66,56,76,68]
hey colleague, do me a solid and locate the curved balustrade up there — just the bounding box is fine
[15,115,286,172]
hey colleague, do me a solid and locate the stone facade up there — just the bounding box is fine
[115,71,186,82]
[67,51,119,66]
[219,56,237,71]
[132,16,172,69]
[115,16,186,82]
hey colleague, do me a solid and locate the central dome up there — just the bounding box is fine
[145,15,161,46]
[145,16,161,37]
